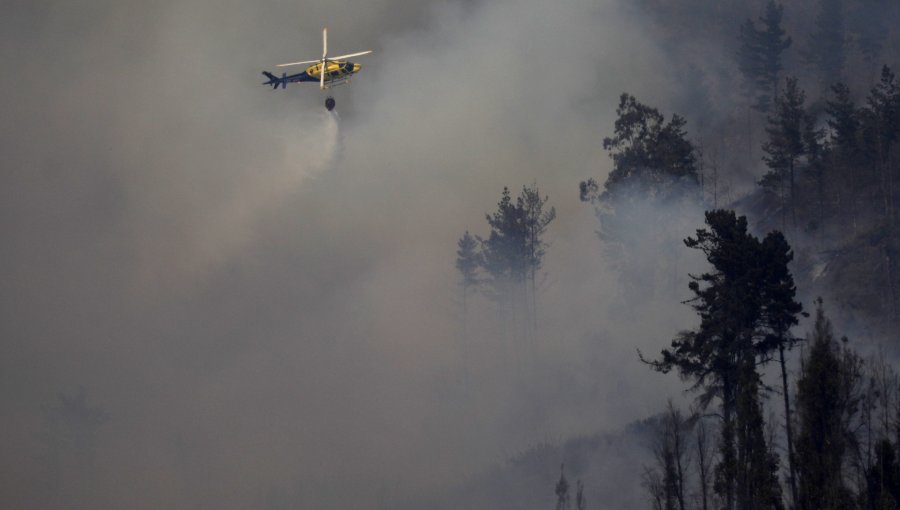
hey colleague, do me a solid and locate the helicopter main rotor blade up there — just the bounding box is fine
[276,59,320,67]
[322,28,328,59]
[320,59,326,89]
[328,50,373,60]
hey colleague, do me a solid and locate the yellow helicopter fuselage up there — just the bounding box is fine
[306,60,361,85]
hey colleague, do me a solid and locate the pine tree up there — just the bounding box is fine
[859,66,900,320]
[795,300,859,510]
[862,66,899,226]
[480,187,528,308]
[737,1,792,114]
[828,83,862,157]
[825,83,863,232]
[643,210,769,510]
[643,210,805,510]
[738,18,767,112]
[758,230,805,507]
[518,184,556,331]
[478,186,555,343]
[762,77,808,230]
[757,1,792,105]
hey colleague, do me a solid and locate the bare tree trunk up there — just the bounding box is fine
[779,344,798,508]
[696,418,712,510]
[722,375,736,510]
[461,286,470,391]
[670,402,687,510]
[790,158,797,229]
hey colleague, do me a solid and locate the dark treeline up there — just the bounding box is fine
[637,293,900,510]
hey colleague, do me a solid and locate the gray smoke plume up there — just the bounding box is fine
[0,0,738,508]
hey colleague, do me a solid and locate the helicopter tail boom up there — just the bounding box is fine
[262,71,287,89]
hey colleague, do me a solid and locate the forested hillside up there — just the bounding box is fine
[446,1,900,509]
[634,0,900,337]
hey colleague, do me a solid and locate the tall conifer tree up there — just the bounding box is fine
[478,186,555,342]
[738,2,792,114]
[644,210,802,510]
[643,211,765,510]
[795,300,859,510]
[825,83,863,231]
[518,184,556,330]
[762,77,808,229]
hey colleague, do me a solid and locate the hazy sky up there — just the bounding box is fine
[0,0,724,508]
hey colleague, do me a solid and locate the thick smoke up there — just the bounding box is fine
[1,0,732,509]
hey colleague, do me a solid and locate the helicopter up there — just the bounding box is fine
[262,28,372,111]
